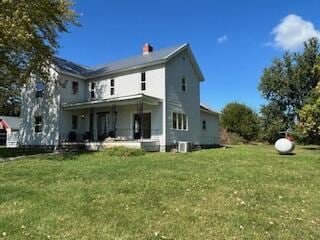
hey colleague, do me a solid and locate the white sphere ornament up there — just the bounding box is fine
[275,138,295,154]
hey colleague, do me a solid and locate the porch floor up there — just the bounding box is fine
[61,140,160,152]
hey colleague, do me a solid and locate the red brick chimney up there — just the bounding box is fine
[143,43,153,55]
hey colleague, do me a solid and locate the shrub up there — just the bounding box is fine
[103,147,145,157]
[220,128,248,145]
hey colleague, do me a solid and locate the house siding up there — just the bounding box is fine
[87,66,165,101]
[19,69,60,146]
[200,111,220,145]
[165,51,201,146]
[59,74,87,104]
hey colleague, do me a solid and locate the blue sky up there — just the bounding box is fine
[57,0,320,111]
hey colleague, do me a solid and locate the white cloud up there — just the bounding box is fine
[217,35,228,44]
[271,14,320,51]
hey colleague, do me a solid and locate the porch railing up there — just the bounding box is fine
[60,128,160,143]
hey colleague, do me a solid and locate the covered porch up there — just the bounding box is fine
[60,94,163,151]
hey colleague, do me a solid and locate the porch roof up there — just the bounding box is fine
[61,94,162,110]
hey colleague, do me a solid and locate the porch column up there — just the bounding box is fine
[136,100,144,140]
[111,104,117,137]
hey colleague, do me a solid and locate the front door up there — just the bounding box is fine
[133,112,151,139]
[97,113,112,141]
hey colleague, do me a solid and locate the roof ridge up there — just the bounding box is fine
[88,43,187,70]
[54,43,188,77]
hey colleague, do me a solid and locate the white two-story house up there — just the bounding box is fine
[19,43,220,151]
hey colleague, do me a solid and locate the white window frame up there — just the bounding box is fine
[72,81,79,95]
[141,72,146,91]
[202,120,207,130]
[172,112,188,131]
[34,116,43,133]
[110,79,115,96]
[35,80,45,98]
[90,82,95,99]
[181,77,187,92]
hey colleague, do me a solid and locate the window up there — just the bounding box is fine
[35,81,45,98]
[178,113,182,129]
[172,112,188,130]
[34,116,43,132]
[173,112,177,129]
[202,120,207,130]
[183,115,187,130]
[72,115,78,130]
[72,81,79,94]
[141,72,146,91]
[181,78,186,92]
[90,82,95,99]
[110,79,114,95]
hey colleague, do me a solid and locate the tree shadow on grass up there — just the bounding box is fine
[301,146,320,151]
[0,148,53,158]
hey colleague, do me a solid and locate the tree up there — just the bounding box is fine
[0,85,20,116]
[259,38,320,143]
[221,102,259,141]
[0,0,79,86]
[297,81,320,144]
[259,102,287,143]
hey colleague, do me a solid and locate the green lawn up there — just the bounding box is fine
[0,145,319,239]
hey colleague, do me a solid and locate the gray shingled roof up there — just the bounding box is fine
[0,116,20,130]
[200,103,221,115]
[54,44,187,78]
[53,57,89,76]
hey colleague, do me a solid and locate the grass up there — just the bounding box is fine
[0,145,319,239]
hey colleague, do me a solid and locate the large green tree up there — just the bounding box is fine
[220,102,259,141]
[259,38,320,143]
[297,81,320,143]
[0,0,78,116]
[0,86,20,116]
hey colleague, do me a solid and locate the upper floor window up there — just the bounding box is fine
[35,81,45,98]
[90,82,95,99]
[202,120,207,130]
[141,72,146,91]
[72,115,78,130]
[181,78,187,92]
[172,112,188,130]
[72,81,79,94]
[34,116,43,132]
[110,79,115,95]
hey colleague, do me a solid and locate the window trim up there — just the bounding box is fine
[181,77,187,92]
[35,81,45,98]
[72,115,78,130]
[90,82,95,99]
[72,81,79,95]
[110,79,115,95]
[34,116,43,133]
[141,72,146,91]
[172,112,188,131]
[202,120,207,130]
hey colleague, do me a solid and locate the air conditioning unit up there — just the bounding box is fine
[178,141,191,153]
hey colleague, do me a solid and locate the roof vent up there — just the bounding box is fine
[143,43,153,55]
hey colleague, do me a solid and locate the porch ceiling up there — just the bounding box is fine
[61,94,162,110]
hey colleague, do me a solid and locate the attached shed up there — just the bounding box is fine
[199,103,220,147]
[0,116,20,147]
